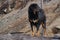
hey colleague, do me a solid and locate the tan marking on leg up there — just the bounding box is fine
[42,22,44,27]
[31,31,34,37]
[36,30,40,37]
[44,29,47,37]
[42,22,47,37]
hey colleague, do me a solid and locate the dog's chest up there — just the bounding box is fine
[32,19,39,23]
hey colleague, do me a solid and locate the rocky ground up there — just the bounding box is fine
[0,33,60,40]
[0,0,60,40]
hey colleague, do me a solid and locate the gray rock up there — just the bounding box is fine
[0,33,60,40]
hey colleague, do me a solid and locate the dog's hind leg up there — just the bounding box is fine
[42,20,47,37]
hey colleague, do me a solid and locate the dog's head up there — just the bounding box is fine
[29,3,40,14]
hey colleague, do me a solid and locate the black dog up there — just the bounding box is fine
[28,3,46,36]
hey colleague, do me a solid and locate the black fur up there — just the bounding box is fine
[28,3,46,32]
